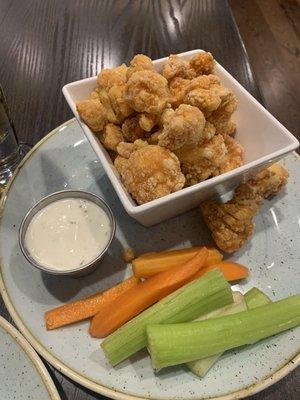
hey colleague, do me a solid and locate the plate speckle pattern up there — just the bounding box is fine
[0,120,299,400]
[0,316,60,400]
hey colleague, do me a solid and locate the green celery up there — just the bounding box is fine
[101,269,232,366]
[187,292,247,377]
[147,294,300,370]
[244,287,271,308]
[187,288,272,378]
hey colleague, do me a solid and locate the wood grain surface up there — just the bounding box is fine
[0,1,298,399]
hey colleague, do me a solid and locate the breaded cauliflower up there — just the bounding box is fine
[116,139,148,158]
[201,164,289,252]
[169,77,191,108]
[97,64,128,90]
[126,70,170,114]
[248,164,289,198]
[76,99,107,132]
[213,136,244,175]
[126,54,154,80]
[97,64,133,124]
[162,54,196,81]
[189,51,215,75]
[158,104,206,150]
[115,144,185,204]
[201,184,262,253]
[100,123,124,151]
[175,134,227,185]
[138,113,158,132]
[208,91,237,135]
[183,75,223,117]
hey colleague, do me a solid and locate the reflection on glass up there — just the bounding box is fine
[0,86,29,194]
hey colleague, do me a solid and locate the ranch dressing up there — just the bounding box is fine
[25,198,111,270]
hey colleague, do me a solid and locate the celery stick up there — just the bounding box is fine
[102,269,232,366]
[147,294,300,370]
[245,287,271,309]
[187,292,247,377]
[187,289,272,378]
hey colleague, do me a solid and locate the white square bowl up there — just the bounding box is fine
[63,50,299,226]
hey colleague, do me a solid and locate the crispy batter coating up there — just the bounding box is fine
[214,136,244,175]
[138,113,158,132]
[122,115,149,142]
[175,134,227,186]
[126,70,170,114]
[116,144,185,204]
[97,64,128,90]
[127,54,154,80]
[114,155,129,176]
[158,104,206,150]
[162,55,196,81]
[201,184,262,253]
[116,139,148,158]
[76,99,107,132]
[201,164,289,252]
[184,75,223,117]
[249,164,289,198]
[208,91,237,135]
[169,77,191,108]
[189,52,215,75]
[100,123,124,151]
[90,89,99,99]
[97,64,132,124]
[202,121,216,141]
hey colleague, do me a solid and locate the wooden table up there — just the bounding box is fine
[0,1,298,399]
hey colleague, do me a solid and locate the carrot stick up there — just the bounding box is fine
[89,247,209,338]
[132,247,222,278]
[45,276,139,330]
[194,261,249,282]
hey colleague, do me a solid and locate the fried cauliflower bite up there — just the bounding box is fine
[200,163,289,252]
[97,64,133,124]
[76,98,107,132]
[208,91,237,135]
[174,134,227,186]
[158,104,206,151]
[183,75,223,117]
[201,184,262,253]
[189,52,215,75]
[213,136,244,175]
[162,55,196,81]
[100,123,124,151]
[248,164,289,198]
[126,54,154,80]
[122,115,149,142]
[138,113,158,132]
[169,77,191,108]
[115,144,185,204]
[126,70,170,114]
[97,64,128,90]
[116,139,148,158]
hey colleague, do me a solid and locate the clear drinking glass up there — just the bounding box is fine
[0,86,28,193]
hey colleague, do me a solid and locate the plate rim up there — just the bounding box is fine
[0,118,299,400]
[0,315,61,400]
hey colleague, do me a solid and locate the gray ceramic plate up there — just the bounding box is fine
[0,315,60,400]
[0,119,299,400]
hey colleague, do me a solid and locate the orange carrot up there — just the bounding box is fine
[194,261,249,282]
[45,276,139,330]
[89,247,208,338]
[132,247,222,278]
